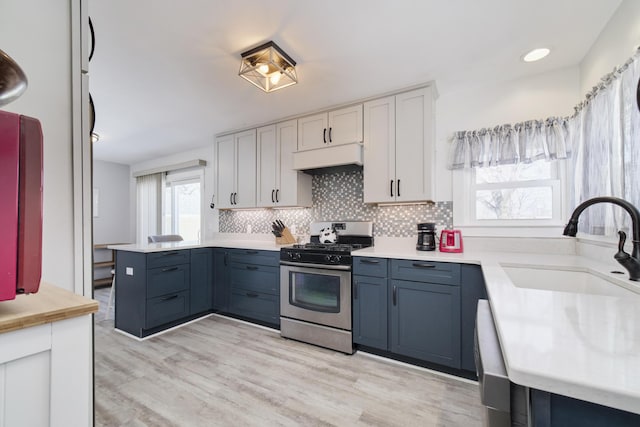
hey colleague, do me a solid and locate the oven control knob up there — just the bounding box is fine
[325,255,341,263]
[333,255,342,263]
[295,253,302,260]
[324,254,332,262]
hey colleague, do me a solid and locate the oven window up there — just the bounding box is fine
[289,271,341,313]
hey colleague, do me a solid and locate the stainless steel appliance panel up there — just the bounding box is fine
[280,264,352,331]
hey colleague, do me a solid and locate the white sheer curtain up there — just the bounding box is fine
[570,52,640,236]
[136,173,164,244]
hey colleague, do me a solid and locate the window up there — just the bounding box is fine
[163,170,203,241]
[453,159,566,230]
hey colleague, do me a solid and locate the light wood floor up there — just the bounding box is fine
[93,288,484,426]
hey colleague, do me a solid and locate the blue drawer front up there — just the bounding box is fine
[390,259,460,285]
[353,257,388,277]
[229,290,279,325]
[229,249,279,267]
[147,264,190,298]
[147,250,191,269]
[230,263,279,295]
[146,290,190,329]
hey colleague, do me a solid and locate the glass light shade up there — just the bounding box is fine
[239,41,298,92]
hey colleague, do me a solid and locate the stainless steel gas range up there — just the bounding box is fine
[279,221,373,354]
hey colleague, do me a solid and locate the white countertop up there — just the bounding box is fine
[111,235,640,413]
[108,236,289,253]
[357,240,640,415]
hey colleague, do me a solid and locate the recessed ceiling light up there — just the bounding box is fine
[522,48,551,62]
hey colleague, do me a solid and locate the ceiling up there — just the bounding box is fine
[89,0,622,165]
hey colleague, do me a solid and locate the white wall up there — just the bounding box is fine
[0,1,77,291]
[93,160,131,244]
[580,0,640,94]
[436,66,581,200]
[129,145,216,243]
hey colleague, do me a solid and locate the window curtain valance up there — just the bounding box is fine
[449,118,570,169]
[448,47,640,171]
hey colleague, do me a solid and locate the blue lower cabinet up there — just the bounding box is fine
[460,264,487,372]
[190,248,213,315]
[146,291,190,329]
[389,279,461,369]
[229,289,279,325]
[353,275,388,350]
[213,249,231,311]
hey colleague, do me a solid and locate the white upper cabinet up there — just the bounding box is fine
[297,104,363,151]
[363,86,435,204]
[257,120,312,208]
[216,129,256,209]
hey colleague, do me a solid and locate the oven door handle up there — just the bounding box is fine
[279,261,352,271]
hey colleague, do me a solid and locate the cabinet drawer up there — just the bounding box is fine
[230,263,279,295]
[390,259,460,285]
[229,290,279,325]
[146,290,190,329]
[229,249,279,267]
[147,264,190,298]
[353,257,388,277]
[147,250,191,269]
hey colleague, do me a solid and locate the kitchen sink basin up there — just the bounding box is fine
[500,265,638,297]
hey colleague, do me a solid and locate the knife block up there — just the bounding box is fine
[276,227,297,245]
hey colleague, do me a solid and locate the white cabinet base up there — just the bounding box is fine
[0,316,93,427]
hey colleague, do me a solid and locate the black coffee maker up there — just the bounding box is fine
[416,222,437,251]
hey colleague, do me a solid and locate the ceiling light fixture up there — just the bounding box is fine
[239,41,298,93]
[522,48,551,62]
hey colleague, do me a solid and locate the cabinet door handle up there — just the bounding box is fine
[271,189,275,203]
[246,292,259,298]
[412,263,436,269]
[329,127,332,142]
[246,265,258,271]
[360,259,380,264]
[353,281,358,299]
[392,285,397,306]
[275,189,279,203]
[224,252,228,266]
[230,193,234,205]
[397,179,401,197]
[390,180,394,197]
[162,251,180,256]
[234,193,238,205]
[323,128,327,143]
[161,266,178,272]
[246,250,258,255]
[161,294,179,301]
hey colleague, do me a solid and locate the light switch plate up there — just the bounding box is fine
[126,267,133,276]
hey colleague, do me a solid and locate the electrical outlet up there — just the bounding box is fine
[290,224,297,235]
[126,267,134,276]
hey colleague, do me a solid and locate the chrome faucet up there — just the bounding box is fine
[563,196,640,281]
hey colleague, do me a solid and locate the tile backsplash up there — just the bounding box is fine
[219,168,452,238]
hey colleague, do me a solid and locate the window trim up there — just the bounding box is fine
[452,160,569,235]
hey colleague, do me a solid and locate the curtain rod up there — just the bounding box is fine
[132,159,206,178]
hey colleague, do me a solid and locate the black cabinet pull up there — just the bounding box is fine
[275,189,279,203]
[329,127,332,142]
[392,285,397,306]
[161,266,178,272]
[323,128,327,143]
[390,180,394,197]
[230,193,233,205]
[224,252,228,266]
[161,294,179,301]
[246,250,258,255]
[233,193,238,205]
[162,251,179,257]
[246,265,258,271]
[271,189,275,203]
[353,281,358,299]
[246,292,259,298]
[360,259,380,264]
[412,263,436,269]
[397,179,401,197]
